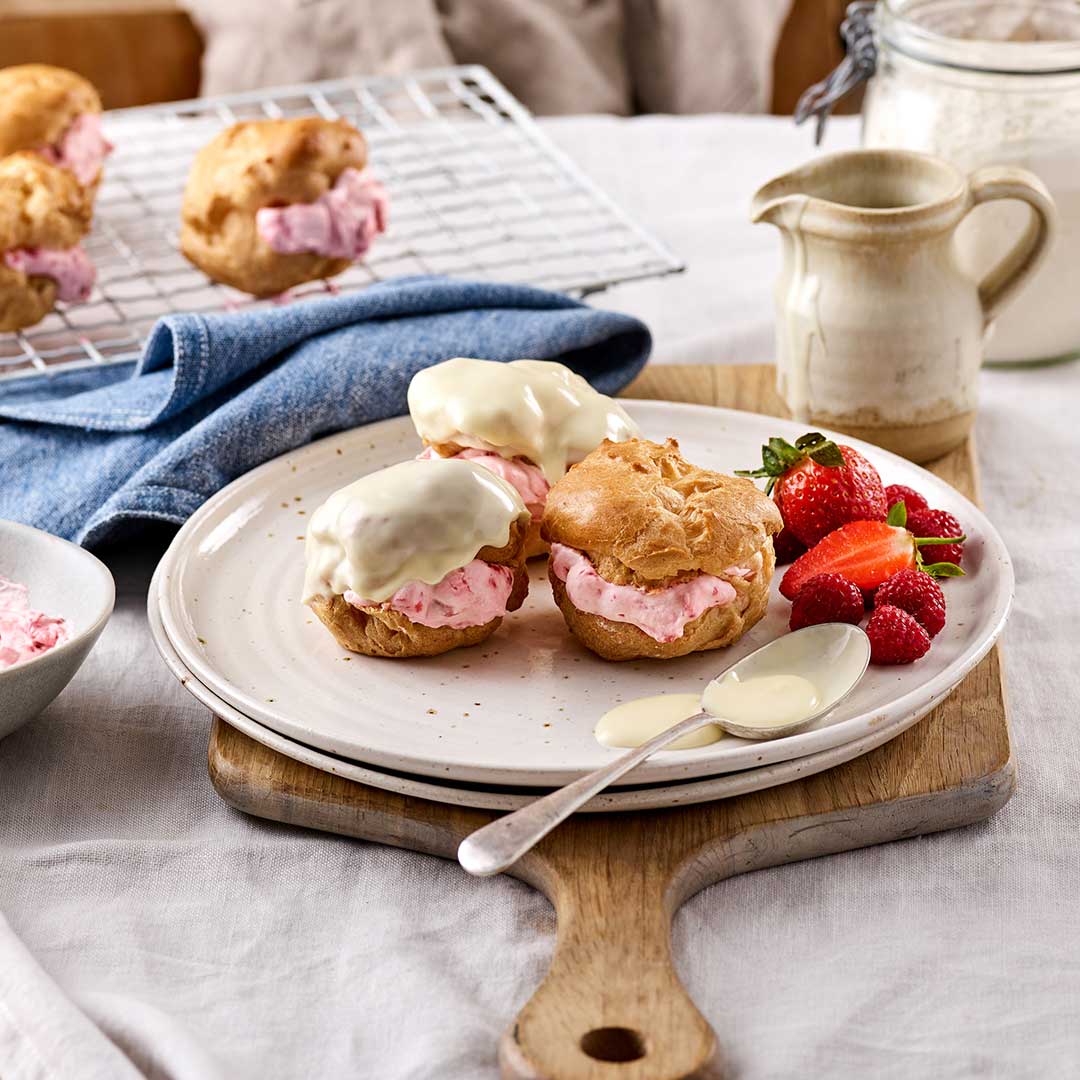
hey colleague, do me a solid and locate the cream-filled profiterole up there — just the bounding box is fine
[407,358,640,557]
[303,458,531,658]
[542,437,783,661]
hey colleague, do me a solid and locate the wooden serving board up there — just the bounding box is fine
[207,364,1013,1080]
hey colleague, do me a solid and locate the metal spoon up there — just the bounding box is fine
[457,623,871,877]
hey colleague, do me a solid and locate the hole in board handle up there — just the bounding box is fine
[580,1026,648,1063]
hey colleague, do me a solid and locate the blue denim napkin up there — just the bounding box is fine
[0,276,651,546]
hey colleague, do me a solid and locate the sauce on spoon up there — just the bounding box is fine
[702,671,820,731]
[594,674,822,748]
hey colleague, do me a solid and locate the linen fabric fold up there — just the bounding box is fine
[0,276,650,546]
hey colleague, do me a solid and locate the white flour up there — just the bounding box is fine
[862,9,1080,362]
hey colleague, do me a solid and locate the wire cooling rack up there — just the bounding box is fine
[0,66,683,382]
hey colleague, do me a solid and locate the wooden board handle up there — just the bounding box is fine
[500,846,721,1079]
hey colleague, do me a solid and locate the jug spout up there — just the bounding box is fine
[750,176,808,229]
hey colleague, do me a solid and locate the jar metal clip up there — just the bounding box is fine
[795,1,878,144]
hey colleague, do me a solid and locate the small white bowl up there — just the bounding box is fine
[0,519,114,740]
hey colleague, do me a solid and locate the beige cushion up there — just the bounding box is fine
[183,0,790,115]
[187,0,453,98]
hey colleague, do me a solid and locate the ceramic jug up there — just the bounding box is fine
[751,149,1055,461]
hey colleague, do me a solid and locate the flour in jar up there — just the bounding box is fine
[862,12,1080,364]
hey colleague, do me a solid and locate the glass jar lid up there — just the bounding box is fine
[882,0,1080,73]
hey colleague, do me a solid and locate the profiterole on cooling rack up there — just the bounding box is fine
[0,153,96,332]
[0,64,112,193]
[180,116,388,297]
[303,458,531,658]
[542,437,783,661]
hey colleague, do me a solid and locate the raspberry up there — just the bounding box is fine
[789,572,864,632]
[907,507,965,567]
[773,528,806,566]
[866,604,931,664]
[876,568,947,637]
[884,484,929,514]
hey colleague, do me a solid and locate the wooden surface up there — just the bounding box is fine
[772,0,865,118]
[0,6,201,110]
[208,364,1012,1080]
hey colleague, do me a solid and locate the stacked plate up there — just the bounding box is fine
[150,401,1013,812]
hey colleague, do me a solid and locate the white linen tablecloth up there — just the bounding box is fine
[2,115,1079,1080]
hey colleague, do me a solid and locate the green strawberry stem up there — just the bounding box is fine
[735,432,844,494]
[888,501,965,576]
[887,501,907,527]
[920,561,965,577]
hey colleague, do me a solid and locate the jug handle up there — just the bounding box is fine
[965,166,1057,331]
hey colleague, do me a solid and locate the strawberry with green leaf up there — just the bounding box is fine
[779,502,965,601]
[737,432,887,548]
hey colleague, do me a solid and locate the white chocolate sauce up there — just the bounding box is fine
[594,693,721,750]
[407,358,639,482]
[302,458,528,604]
[702,671,820,730]
[593,674,822,750]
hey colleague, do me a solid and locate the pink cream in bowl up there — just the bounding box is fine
[345,559,514,630]
[0,576,69,669]
[550,543,741,643]
[256,167,388,261]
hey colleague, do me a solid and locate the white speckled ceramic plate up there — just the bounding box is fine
[148,562,927,812]
[155,400,1013,787]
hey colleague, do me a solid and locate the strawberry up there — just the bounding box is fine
[737,432,887,547]
[779,503,964,601]
[884,484,929,515]
[773,527,806,566]
[906,508,965,566]
[875,568,947,637]
[788,573,864,631]
[866,604,932,664]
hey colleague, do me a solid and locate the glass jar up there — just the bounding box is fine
[814,0,1080,364]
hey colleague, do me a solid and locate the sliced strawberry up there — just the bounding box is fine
[780,504,965,600]
[780,520,916,599]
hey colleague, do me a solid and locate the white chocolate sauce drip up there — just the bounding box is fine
[778,195,824,423]
[407,358,639,482]
[303,458,528,604]
[594,693,722,750]
[702,672,820,730]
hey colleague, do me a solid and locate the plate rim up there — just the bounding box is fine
[154,399,1014,786]
[148,561,936,813]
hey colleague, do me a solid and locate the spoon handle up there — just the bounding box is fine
[457,711,715,876]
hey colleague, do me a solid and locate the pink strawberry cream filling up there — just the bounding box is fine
[256,167,388,260]
[0,577,69,669]
[344,559,513,630]
[550,543,740,643]
[418,446,549,522]
[40,113,112,186]
[3,245,96,302]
